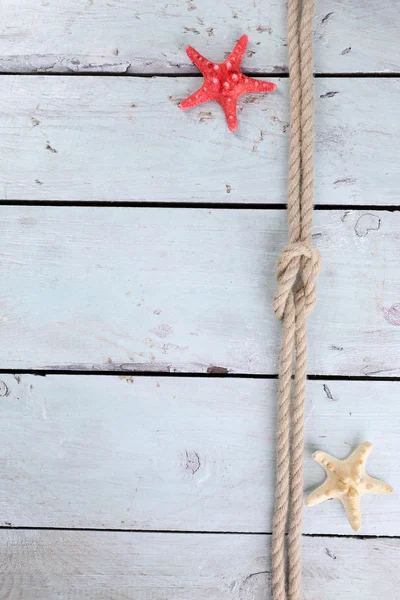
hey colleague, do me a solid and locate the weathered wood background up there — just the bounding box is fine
[0,207,398,375]
[0,1,399,598]
[0,375,397,535]
[1,0,399,74]
[1,77,398,204]
[0,531,398,599]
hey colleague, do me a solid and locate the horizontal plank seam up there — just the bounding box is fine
[0,370,399,382]
[0,71,399,79]
[0,525,398,540]
[0,201,400,212]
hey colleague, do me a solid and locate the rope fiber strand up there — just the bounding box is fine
[271,1,321,599]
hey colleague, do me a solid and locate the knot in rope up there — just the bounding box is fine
[273,241,321,321]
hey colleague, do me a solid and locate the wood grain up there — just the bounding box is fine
[0,375,397,535]
[0,76,398,205]
[0,530,398,599]
[1,0,399,74]
[0,207,399,376]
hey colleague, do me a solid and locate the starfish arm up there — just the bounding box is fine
[221,97,238,131]
[242,75,277,94]
[306,483,329,507]
[180,84,212,110]
[306,479,338,507]
[364,475,393,495]
[186,46,209,74]
[341,492,362,531]
[227,34,248,66]
[349,441,373,465]
[312,450,341,473]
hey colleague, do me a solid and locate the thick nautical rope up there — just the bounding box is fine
[271,1,321,599]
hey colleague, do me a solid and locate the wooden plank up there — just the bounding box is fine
[1,1,399,74]
[0,76,398,205]
[0,207,399,376]
[0,530,398,599]
[0,375,397,535]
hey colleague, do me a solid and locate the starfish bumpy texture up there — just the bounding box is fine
[179,34,276,131]
[306,442,393,531]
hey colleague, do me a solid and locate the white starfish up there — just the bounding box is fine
[306,442,393,531]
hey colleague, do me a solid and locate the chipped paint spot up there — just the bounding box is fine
[168,95,181,106]
[272,65,289,73]
[207,366,228,374]
[271,115,289,133]
[354,213,381,237]
[198,110,213,123]
[334,178,356,186]
[341,210,351,222]
[322,12,333,24]
[45,141,57,153]
[162,343,189,354]
[122,363,171,373]
[323,384,336,401]
[119,376,135,384]
[151,324,173,339]
[325,547,337,559]
[320,91,339,99]
[383,304,400,326]
[255,25,272,34]
[252,129,267,152]
[0,381,9,397]
[184,450,200,475]
[183,26,200,35]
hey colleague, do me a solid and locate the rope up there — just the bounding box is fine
[271,1,321,599]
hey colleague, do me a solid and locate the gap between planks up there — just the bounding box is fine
[0,72,399,78]
[0,525,398,541]
[0,370,400,382]
[0,201,400,211]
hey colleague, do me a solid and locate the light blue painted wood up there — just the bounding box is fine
[0,375,397,535]
[0,528,399,598]
[0,77,398,205]
[0,207,398,375]
[0,2,398,593]
[3,530,400,598]
[0,0,399,74]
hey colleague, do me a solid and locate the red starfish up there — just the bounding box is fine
[180,34,276,132]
